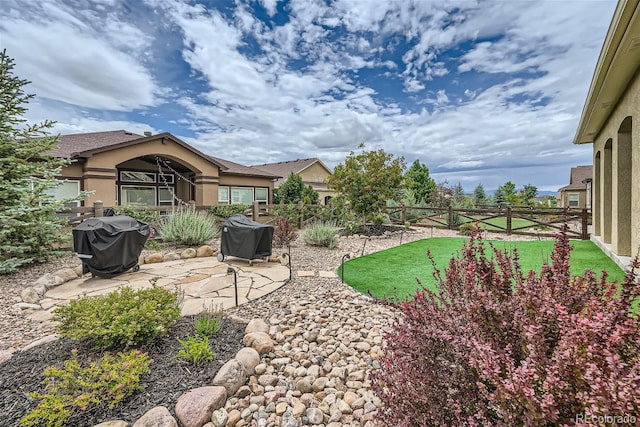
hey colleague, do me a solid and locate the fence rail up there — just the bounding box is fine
[382,205,590,239]
[59,202,591,240]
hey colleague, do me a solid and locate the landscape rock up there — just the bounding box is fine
[235,347,260,375]
[197,245,214,257]
[163,252,180,261]
[306,407,324,424]
[211,359,247,396]
[242,332,274,354]
[133,406,177,427]
[52,267,78,282]
[245,318,269,334]
[145,253,164,264]
[93,420,129,427]
[226,409,241,427]
[210,408,228,427]
[181,248,197,259]
[20,287,40,304]
[175,386,227,427]
[33,273,64,289]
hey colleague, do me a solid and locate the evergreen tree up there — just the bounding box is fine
[274,172,318,204]
[0,49,80,273]
[473,183,486,206]
[404,159,436,204]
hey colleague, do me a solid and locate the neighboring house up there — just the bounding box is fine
[252,158,335,204]
[557,165,592,209]
[47,130,280,209]
[573,0,640,263]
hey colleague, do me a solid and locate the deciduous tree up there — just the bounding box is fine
[273,172,319,204]
[327,145,405,222]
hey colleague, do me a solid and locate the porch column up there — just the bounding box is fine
[82,167,117,207]
[194,173,219,207]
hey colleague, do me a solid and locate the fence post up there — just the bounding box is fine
[581,208,589,240]
[401,204,406,225]
[506,206,512,235]
[298,202,304,229]
[252,202,259,221]
[94,200,104,218]
[448,206,454,230]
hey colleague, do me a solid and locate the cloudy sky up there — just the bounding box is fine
[1,0,616,192]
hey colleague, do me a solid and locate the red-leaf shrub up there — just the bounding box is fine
[272,216,297,247]
[372,228,640,426]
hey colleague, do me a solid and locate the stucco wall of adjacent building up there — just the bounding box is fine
[591,69,640,257]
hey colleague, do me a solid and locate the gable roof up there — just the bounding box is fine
[252,158,331,184]
[558,165,593,191]
[48,130,143,158]
[209,155,280,179]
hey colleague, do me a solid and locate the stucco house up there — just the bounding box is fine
[557,165,592,209]
[573,0,640,266]
[48,130,280,209]
[252,158,335,204]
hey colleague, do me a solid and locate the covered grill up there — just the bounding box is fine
[73,216,149,278]
[218,215,273,264]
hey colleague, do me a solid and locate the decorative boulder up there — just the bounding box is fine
[133,406,177,427]
[196,245,214,257]
[181,248,197,259]
[245,318,269,334]
[211,359,247,396]
[175,386,227,427]
[243,332,274,354]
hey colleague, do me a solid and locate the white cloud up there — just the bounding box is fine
[0,0,616,192]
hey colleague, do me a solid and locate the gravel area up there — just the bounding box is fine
[0,227,545,353]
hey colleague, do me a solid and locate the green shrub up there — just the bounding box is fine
[209,204,249,220]
[303,221,339,249]
[458,221,480,236]
[160,208,219,245]
[54,286,181,348]
[177,336,215,364]
[113,205,159,222]
[194,303,223,337]
[372,214,387,225]
[20,349,151,427]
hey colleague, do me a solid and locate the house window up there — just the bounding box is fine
[218,186,230,204]
[255,187,268,204]
[158,173,174,184]
[120,171,156,183]
[158,188,175,206]
[121,186,156,206]
[231,187,254,205]
[568,193,580,208]
[45,180,81,206]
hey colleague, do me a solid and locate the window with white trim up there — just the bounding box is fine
[120,171,156,183]
[255,187,268,204]
[231,187,254,205]
[121,186,156,206]
[44,180,81,208]
[568,193,580,208]
[218,186,230,204]
[158,188,175,206]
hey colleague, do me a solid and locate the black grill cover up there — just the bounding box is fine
[73,216,149,278]
[220,215,273,260]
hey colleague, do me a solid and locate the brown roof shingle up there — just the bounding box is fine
[558,165,592,191]
[48,130,143,158]
[209,156,280,179]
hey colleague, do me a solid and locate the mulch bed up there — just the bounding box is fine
[343,224,408,236]
[0,316,246,427]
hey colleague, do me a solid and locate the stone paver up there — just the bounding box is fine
[297,270,315,277]
[40,258,290,319]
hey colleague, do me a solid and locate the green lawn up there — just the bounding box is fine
[338,237,626,300]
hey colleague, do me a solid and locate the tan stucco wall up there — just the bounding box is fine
[559,189,587,209]
[300,162,330,183]
[591,69,640,256]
